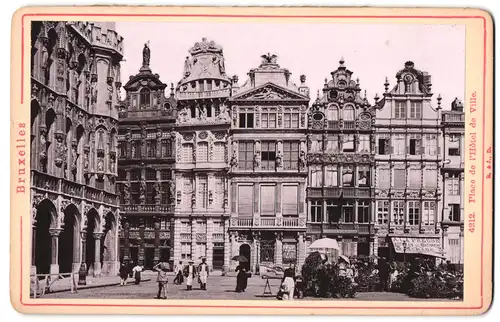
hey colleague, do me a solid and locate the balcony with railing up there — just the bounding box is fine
[308,187,372,198]
[119,108,177,120]
[31,170,119,206]
[442,113,465,123]
[230,216,306,229]
[322,223,375,235]
[121,204,174,214]
[212,233,225,242]
[177,88,231,100]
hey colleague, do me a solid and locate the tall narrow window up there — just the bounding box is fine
[422,201,435,225]
[197,142,209,162]
[425,134,437,156]
[358,135,370,153]
[139,88,150,108]
[449,204,461,222]
[357,201,370,223]
[424,169,438,189]
[408,201,420,226]
[393,134,406,155]
[283,141,299,170]
[393,168,406,189]
[261,141,276,170]
[146,182,155,204]
[408,168,421,188]
[378,168,390,188]
[343,106,355,120]
[213,142,225,162]
[394,101,406,119]
[378,137,389,155]
[343,134,355,152]
[310,200,323,223]
[238,185,253,215]
[214,174,224,208]
[161,140,172,158]
[358,166,370,187]
[377,201,389,224]
[448,173,460,195]
[119,141,127,158]
[260,185,276,216]
[324,165,338,187]
[182,143,193,162]
[393,201,405,225]
[197,175,208,208]
[342,202,354,223]
[238,141,254,170]
[342,166,354,187]
[310,165,323,187]
[147,140,156,158]
[410,101,422,119]
[146,168,156,180]
[132,141,141,159]
[282,185,298,216]
[326,201,340,223]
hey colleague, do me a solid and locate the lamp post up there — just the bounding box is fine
[402,240,407,263]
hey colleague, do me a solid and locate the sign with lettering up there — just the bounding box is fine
[391,237,444,257]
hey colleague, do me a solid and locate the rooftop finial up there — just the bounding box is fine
[339,56,345,66]
[142,42,151,67]
[374,93,380,102]
[437,94,442,109]
[384,77,390,93]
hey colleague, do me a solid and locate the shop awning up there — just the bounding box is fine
[391,237,445,258]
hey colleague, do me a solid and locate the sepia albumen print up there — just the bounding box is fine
[10,6,493,315]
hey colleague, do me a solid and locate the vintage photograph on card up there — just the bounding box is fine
[10,6,493,315]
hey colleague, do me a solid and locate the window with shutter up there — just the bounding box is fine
[282,185,298,216]
[182,143,193,162]
[424,169,438,189]
[213,142,225,162]
[325,165,338,187]
[409,169,421,188]
[238,185,253,215]
[393,169,406,188]
[378,168,390,188]
[260,185,276,216]
[197,142,209,162]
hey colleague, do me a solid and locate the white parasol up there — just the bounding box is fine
[309,238,341,250]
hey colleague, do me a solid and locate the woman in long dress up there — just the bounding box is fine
[281,264,296,300]
[235,262,248,292]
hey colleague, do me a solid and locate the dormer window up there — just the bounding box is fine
[140,88,150,109]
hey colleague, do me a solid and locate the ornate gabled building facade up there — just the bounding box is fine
[307,58,375,258]
[117,44,177,269]
[373,61,444,261]
[440,98,465,266]
[228,54,310,272]
[174,38,233,272]
[30,21,123,277]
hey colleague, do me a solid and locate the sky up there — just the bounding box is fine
[115,21,465,109]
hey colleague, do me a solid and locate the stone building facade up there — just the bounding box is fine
[116,44,177,269]
[173,38,232,272]
[372,61,444,261]
[228,54,310,272]
[440,98,465,266]
[30,21,122,277]
[306,58,376,258]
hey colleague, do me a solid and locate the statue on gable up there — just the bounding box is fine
[183,56,192,77]
[298,150,307,171]
[260,53,278,65]
[218,104,230,121]
[142,42,151,67]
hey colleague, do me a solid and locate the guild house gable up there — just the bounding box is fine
[231,82,309,103]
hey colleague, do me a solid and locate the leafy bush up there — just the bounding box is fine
[301,252,356,298]
[407,271,463,299]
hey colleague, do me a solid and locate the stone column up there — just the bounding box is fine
[206,218,214,270]
[80,231,87,266]
[352,236,358,257]
[173,218,181,264]
[49,228,62,278]
[93,232,103,277]
[252,235,258,273]
[154,218,160,264]
[191,217,197,260]
[123,221,130,261]
[223,219,230,274]
[459,227,464,265]
[275,232,283,266]
[297,233,306,270]
[139,219,145,264]
[31,221,37,272]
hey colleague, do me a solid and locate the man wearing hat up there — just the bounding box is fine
[198,257,209,291]
[153,259,169,299]
[183,260,197,291]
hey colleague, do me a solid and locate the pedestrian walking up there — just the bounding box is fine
[183,260,196,290]
[132,262,143,285]
[378,257,389,292]
[173,261,184,285]
[198,257,209,291]
[235,262,249,292]
[119,262,129,286]
[281,264,296,300]
[153,260,169,299]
